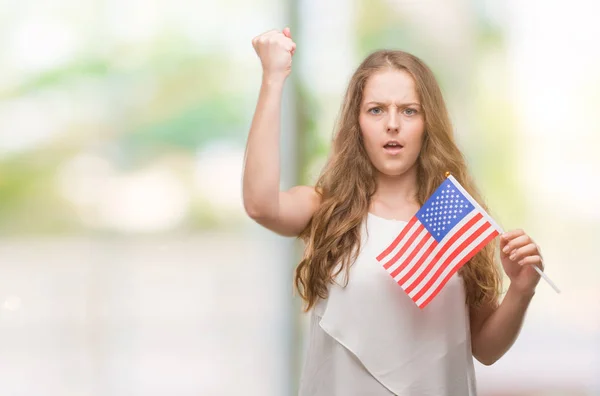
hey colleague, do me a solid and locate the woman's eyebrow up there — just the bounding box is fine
[363,101,421,107]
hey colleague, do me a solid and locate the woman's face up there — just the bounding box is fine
[358,69,425,178]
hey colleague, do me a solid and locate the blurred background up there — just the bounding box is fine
[0,0,598,395]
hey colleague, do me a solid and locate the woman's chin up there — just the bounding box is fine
[373,161,418,178]
[376,167,409,178]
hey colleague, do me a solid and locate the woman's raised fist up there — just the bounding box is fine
[252,27,296,79]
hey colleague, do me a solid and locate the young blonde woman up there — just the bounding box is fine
[243,27,544,396]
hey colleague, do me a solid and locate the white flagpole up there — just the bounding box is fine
[530,265,561,293]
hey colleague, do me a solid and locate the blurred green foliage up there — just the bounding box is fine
[0,3,526,234]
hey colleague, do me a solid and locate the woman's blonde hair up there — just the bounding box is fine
[295,50,502,311]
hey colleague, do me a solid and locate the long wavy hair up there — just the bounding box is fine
[295,50,502,311]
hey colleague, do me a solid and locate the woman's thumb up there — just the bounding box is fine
[283,27,292,38]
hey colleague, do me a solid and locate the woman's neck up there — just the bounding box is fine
[373,167,418,202]
[370,166,420,220]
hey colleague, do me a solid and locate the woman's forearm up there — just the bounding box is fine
[242,74,286,219]
[471,286,534,365]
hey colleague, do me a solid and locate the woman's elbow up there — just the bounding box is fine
[474,352,500,366]
[243,200,278,225]
[244,201,264,220]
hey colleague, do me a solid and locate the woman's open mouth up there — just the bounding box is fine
[383,141,403,155]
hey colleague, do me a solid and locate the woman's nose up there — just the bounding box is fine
[387,112,399,133]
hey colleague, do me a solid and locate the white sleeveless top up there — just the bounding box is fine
[298,213,477,396]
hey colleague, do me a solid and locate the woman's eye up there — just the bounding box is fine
[368,107,382,115]
[403,108,417,116]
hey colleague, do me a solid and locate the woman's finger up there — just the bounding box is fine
[509,242,538,262]
[517,255,544,271]
[502,234,531,255]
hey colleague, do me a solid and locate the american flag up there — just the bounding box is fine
[376,175,501,309]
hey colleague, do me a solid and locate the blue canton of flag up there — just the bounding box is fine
[416,179,475,242]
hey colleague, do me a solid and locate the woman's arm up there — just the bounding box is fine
[243,28,319,237]
[470,229,543,365]
[470,286,534,365]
